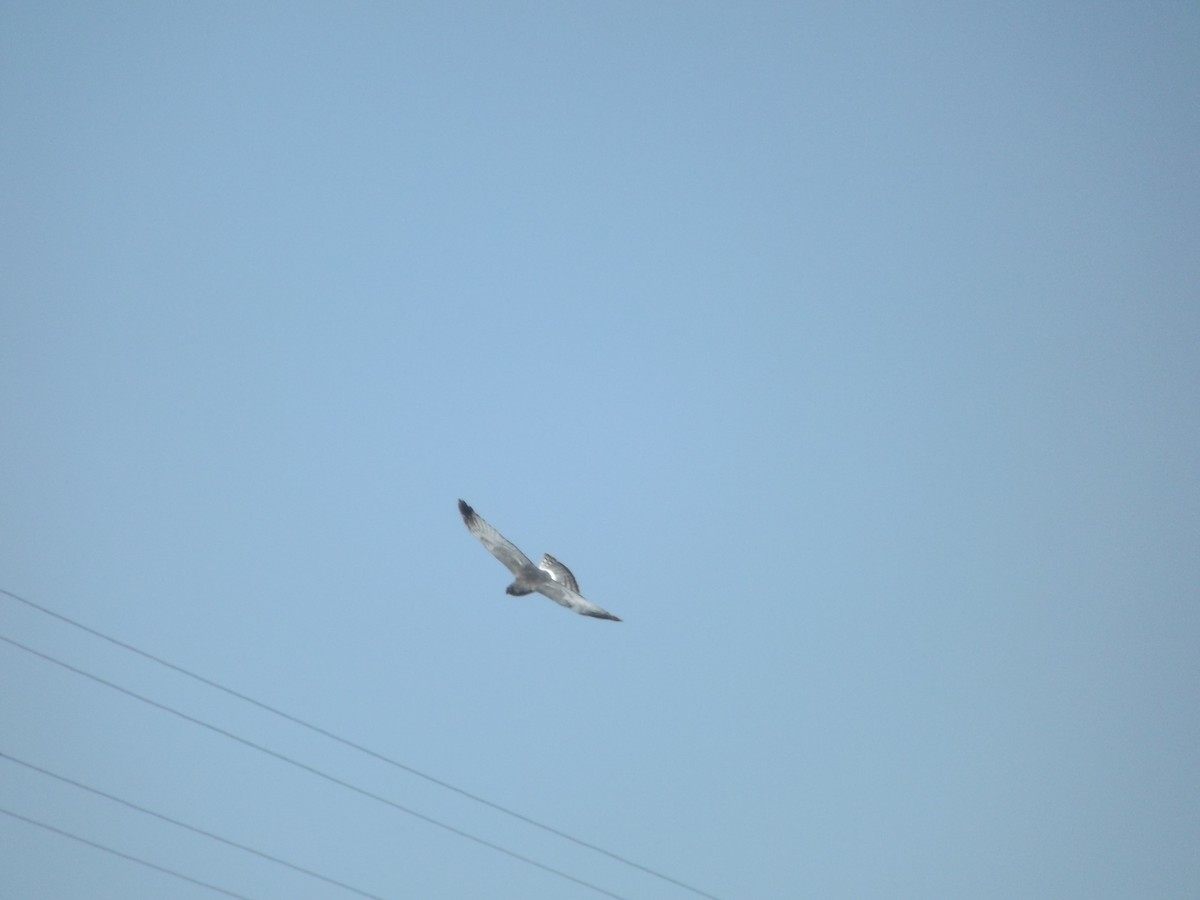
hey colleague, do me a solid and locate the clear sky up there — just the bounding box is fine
[2,3,1198,899]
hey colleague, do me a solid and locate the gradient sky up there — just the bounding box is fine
[3,4,1198,899]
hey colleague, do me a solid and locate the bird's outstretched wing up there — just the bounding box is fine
[536,579,622,621]
[458,500,536,579]
[538,553,580,593]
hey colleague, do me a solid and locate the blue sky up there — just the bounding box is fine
[2,3,1198,898]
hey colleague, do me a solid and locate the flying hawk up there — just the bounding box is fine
[458,500,621,622]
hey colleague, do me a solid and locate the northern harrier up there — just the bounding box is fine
[457,500,621,622]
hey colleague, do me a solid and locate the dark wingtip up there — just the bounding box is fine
[585,611,622,622]
[457,499,473,520]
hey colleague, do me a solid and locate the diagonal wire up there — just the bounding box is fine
[0,586,723,900]
[0,751,389,900]
[0,805,259,900]
[0,633,631,900]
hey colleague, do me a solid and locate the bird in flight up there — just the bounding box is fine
[458,500,621,622]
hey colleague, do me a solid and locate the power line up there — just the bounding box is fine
[0,586,724,900]
[0,632,631,900]
[0,805,260,900]
[1,751,389,900]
